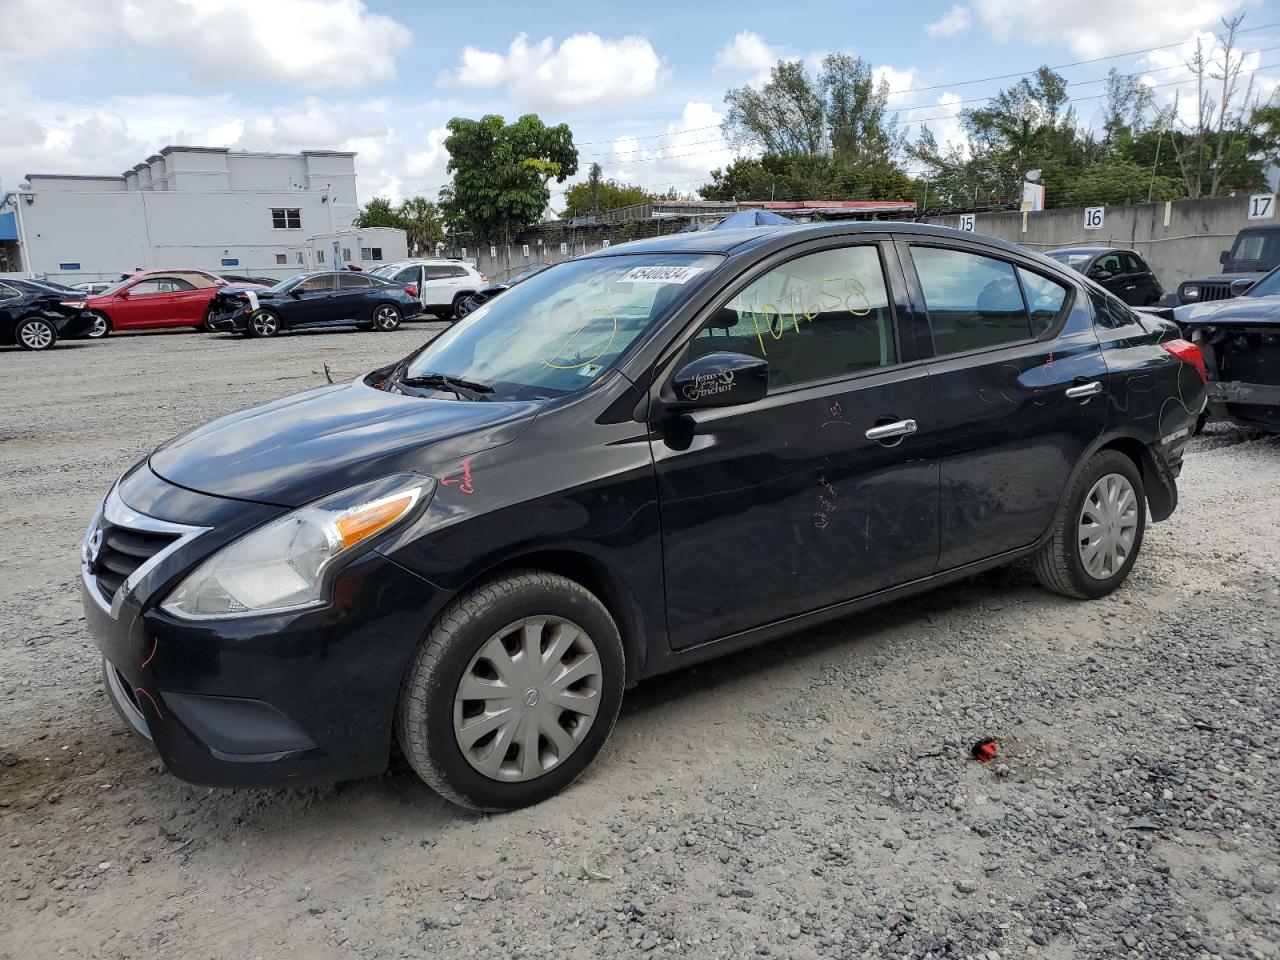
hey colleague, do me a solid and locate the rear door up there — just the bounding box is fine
[650,238,940,649]
[333,273,375,320]
[162,277,213,325]
[900,239,1108,570]
[1089,252,1129,300]
[422,265,454,310]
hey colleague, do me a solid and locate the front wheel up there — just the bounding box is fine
[1032,450,1146,599]
[16,317,57,351]
[397,571,625,811]
[86,313,111,339]
[371,303,402,332]
[449,293,468,321]
[455,297,473,320]
[248,309,281,338]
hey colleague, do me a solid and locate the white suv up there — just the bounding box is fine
[371,259,487,320]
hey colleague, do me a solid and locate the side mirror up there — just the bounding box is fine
[116,288,130,298]
[1219,250,1229,266]
[1090,268,1113,280]
[667,352,768,411]
[290,288,305,298]
[1229,277,1255,296]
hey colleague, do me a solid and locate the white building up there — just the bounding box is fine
[0,145,402,280]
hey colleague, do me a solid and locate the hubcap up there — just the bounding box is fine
[453,616,603,782]
[252,312,276,336]
[376,307,397,328]
[1078,473,1138,580]
[89,316,108,337]
[20,322,53,349]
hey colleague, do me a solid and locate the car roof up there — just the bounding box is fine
[1046,246,1115,256]
[579,221,1054,263]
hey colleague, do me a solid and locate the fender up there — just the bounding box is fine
[1061,428,1178,523]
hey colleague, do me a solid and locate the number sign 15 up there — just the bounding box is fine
[1248,194,1275,220]
[1084,207,1105,230]
[958,214,976,232]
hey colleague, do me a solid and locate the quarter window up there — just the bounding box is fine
[682,245,896,389]
[0,283,19,300]
[911,246,1032,355]
[271,208,302,229]
[1089,289,1146,330]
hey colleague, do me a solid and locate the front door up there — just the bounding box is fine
[281,274,338,327]
[650,240,939,650]
[900,240,1108,571]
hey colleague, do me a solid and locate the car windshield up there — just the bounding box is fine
[368,264,400,278]
[1244,267,1280,297]
[1228,231,1280,268]
[1045,251,1094,270]
[400,253,722,400]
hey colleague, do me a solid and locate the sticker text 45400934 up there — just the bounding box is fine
[744,277,872,355]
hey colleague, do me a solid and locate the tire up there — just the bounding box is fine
[248,309,281,338]
[397,570,625,811]
[86,313,111,339]
[449,293,468,321]
[371,303,402,332]
[455,298,473,320]
[202,308,218,332]
[15,316,57,351]
[1032,450,1146,599]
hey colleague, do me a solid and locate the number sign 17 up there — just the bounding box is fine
[1248,194,1275,220]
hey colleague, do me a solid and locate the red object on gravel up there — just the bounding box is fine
[971,738,998,763]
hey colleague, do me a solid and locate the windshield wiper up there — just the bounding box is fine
[392,372,494,401]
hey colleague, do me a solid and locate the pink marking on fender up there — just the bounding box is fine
[140,636,158,669]
[134,687,164,721]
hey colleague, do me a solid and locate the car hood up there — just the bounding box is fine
[148,378,540,507]
[1185,271,1265,285]
[1175,296,1280,327]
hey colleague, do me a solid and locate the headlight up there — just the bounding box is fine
[1182,285,1199,300]
[162,474,433,619]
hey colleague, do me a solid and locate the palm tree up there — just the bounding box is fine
[397,197,445,256]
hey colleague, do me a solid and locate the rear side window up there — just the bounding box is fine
[425,265,452,280]
[338,274,374,289]
[394,267,420,284]
[1018,268,1068,335]
[911,247,1032,354]
[683,244,896,389]
[1120,252,1144,273]
[450,265,470,278]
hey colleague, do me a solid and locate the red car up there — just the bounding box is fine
[85,270,268,337]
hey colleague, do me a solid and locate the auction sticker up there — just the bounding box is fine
[617,265,704,284]
[246,290,260,310]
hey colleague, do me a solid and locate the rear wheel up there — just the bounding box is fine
[449,293,468,321]
[372,303,402,331]
[1032,450,1146,599]
[397,570,625,811]
[87,313,111,339]
[455,297,473,320]
[248,309,281,338]
[15,317,57,351]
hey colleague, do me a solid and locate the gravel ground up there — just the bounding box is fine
[1,328,1277,960]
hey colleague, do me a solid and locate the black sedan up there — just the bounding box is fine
[1045,247,1163,306]
[207,271,423,337]
[456,264,550,318]
[0,278,96,350]
[80,222,1205,811]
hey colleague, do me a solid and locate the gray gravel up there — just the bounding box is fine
[1,328,1277,960]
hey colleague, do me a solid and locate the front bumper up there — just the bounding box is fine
[1205,380,1280,432]
[208,306,252,333]
[81,466,443,787]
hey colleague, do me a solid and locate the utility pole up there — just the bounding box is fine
[1147,128,1165,203]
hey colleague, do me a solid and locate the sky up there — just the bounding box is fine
[2,0,1279,211]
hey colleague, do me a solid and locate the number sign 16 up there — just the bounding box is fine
[1084,207,1105,230]
[1248,194,1275,220]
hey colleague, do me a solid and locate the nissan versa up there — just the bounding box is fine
[81,223,1207,811]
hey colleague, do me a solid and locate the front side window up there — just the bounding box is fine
[271,208,302,229]
[403,253,721,400]
[912,246,1033,355]
[1229,231,1279,266]
[1120,252,1144,273]
[681,245,895,388]
[129,279,166,295]
[293,275,333,294]
[1244,266,1280,298]
[1092,252,1123,274]
[394,266,420,284]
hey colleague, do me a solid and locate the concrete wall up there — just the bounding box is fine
[924,195,1268,286]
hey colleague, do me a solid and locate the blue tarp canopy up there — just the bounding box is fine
[0,211,17,242]
[711,209,795,229]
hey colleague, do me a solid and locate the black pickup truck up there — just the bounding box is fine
[1160,224,1280,307]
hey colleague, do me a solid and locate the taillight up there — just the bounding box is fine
[405,284,418,297]
[1162,338,1207,381]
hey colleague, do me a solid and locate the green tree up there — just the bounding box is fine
[396,196,444,255]
[439,114,578,243]
[699,153,914,203]
[562,177,652,218]
[353,196,403,228]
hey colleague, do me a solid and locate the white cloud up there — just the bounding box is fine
[873,65,920,106]
[926,4,973,37]
[714,31,781,73]
[587,101,742,199]
[966,0,1246,58]
[440,33,666,110]
[1,0,412,89]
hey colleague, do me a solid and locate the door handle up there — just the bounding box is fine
[865,419,918,441]
[1065,381,1103,398]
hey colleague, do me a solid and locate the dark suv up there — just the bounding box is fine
[1163,224,1280,306]
[80,223,1208,811]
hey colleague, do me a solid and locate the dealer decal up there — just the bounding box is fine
[246,290,260,311]
[617,265,704,284]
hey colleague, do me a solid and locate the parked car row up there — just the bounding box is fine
[4,259,495,351]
